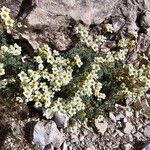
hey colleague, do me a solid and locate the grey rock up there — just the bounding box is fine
[27,0,119,27]
[6,0,119,28]
[11,121,22,137]
[62,141,68,150]
[109,112,116,122]
[53,112,69,128]
[125,111,133,117]
[33,120,64,148]
[134,132,147,141]
[87,145,95,150]
[94,120,108,135]
[144,126,150,138]
[116,113,125,121]
[4,0,150,53]
[112,17,125,32]
[123,122,134,134]
[123,143,133,150]
[116,129,124,137]
[143,143,150,150]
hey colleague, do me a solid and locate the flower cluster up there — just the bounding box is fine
[113,49,128,61]
[0,79,7,89]
[117,39,128,48]
[75,25,106,52]
[104,23,114,33]
[0,63,5,76]
[0,44,22,56]
[18,45,86,119]
[44,96,85,119]
[76,56,105,100]
[116,62,150,102]
[0,6,14,28]
[118,37,137,48]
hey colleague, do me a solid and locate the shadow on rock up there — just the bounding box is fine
[23,121,37,144]
[0,123,10,149]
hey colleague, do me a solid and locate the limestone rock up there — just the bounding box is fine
[27,0,119,27]
[62,141,68,150]
[144,126,150,138]
[143,143,150,150]
[109,112,116,122]
[94,120,108,135]
[4,0,150,52]
[87,145,95,150]
[53,112,69,128]
[123,122,134,134]
[123,143,133,150]
[33,120,64,148]
[5,0,119,29]
[11,121,22,137]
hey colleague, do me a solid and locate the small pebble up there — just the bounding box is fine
[123,122,134,134]
[123,143,133,150]
[109,112,116,122]
[144,126,150,138]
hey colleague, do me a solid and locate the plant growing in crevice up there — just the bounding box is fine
[0,6,149,132]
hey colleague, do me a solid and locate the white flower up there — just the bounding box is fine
[128,64,137,76]
[95,35,106,45]
[47,54,54,64]
[42,70,49,79]
[80,29,89,38]
[104,24,113,33]
[45,99,51,108]
[21,56,27,63]
[43,44,51,52]
[97,93,106,100]
[85,35,93,47]
[0,9,9,20]
[34,101,42,108]
[18,71,27,82]
[53,50,60,56]
[1,45,8,52]
[118,39,128,48]
[5,18,14,27]
[16,97,23,103]
[13,43,21,54]
[91,43,99,52]
[0,63,5,76]
[43,108,53,119]
[38,63,44,70]
[42,85,49,92]
[114,49,128,61]
[74,55,83,67]
[94,57,105,64]
[23,90,32,99]
[17,22,22,28]
[1,6,10,13]
[0,79,7,87]
[32,72,41,81]
[35,56,43,64]
[0,6,14,28]
[0,68,5,76]
[91,64,101,72]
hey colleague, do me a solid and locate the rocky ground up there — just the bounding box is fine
[0,0,150,150]
[0,102,150,150]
